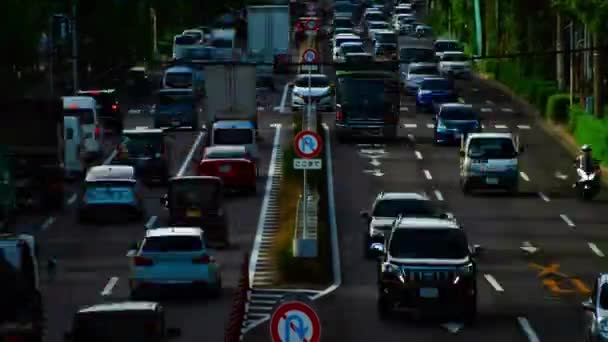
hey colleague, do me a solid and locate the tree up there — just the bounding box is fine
[553,0,608,115]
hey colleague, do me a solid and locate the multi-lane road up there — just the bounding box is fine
[244,27,608,342]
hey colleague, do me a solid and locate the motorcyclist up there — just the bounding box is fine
[576,144,594,173]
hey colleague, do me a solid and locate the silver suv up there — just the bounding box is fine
[582,274,608,341]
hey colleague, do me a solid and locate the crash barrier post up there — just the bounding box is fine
[224,253,250,342]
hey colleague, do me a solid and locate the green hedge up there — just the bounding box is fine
[568,105,608,166]
[547,94,571,123]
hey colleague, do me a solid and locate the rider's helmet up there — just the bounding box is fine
[582,144,592,152]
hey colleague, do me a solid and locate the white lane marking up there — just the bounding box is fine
[538,192,550,202]
[588,242,605,257]
[481,107,492,112]
[101,276,119,296]
[485,100,494,105]
[521,241,540,254]
[472,88,479,92]
[41,216,55,231]
[423,169,432,180]
[407,133,415,142]
[560,214,576,228]
[555,171,568,180]
[426,123,435,129]
[257,106,265,111]
[519,172,530,182]
[517,124,531,130]
[67,193,77,205]
[501,108,514,112]
[481,124,486,129]
[517,317,540,342]
[484,274,504,292]
[414,150,423,160]
[403,123,417,128]
[145,216,157,229]
[494,124,508,129]
[103,149,118,165]
[127,109,142,114]
[279,83,290,113]
[434,190,444,201]
[176,131,205,177]
[135,126,148,130]
[400,106,409,111]
[249,125,282,286]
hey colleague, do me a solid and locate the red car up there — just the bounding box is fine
[197,145,257,193]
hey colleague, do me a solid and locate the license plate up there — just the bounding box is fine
[186,209,201,218]
[419,288,439,298]
[219,165,232,173]
[486,177,499,184]
[171,120,180,126]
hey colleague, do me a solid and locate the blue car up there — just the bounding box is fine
[152,88,200,130]
[433,103,482,145]
[415,77,458,112]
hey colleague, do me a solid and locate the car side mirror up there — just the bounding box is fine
[166,327,182,339]
[439,212,454,220]
[470,244,482,257]
[459,150,465,157]
[64,331,73,341]
[360,211,370,220]
[582,299,595,311]
[369,242,385,257]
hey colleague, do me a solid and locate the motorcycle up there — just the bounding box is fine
[574,161,601,200]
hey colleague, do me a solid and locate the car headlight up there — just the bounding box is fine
[458,262,474,275]
[436,122,447,130]
[419,90,432,95]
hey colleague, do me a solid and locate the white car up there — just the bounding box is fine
[334,42,365,63]
[394,4,414,16]
[128,227,222,298]
[367,21,390,40]
[291,74,334,111]
[439,51,472,79]
[332,34,362,59]
[434,39,463,59]
[404,62,440,94]
[392,14,414,30]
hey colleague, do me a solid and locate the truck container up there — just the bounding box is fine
[246,5,289,73]
[0,98,65,229]
[203,65,258,133]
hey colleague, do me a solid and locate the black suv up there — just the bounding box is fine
[372,217,478,322]
[77,89,124,132]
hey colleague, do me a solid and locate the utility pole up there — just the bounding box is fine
[556,13,565,91]
[71,1,79,93]
[473,0,483,57]
[150,7,158,57]
[569,21,574,105]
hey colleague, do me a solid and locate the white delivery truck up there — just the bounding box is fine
[203,65,257,135]
[246,5,289,73]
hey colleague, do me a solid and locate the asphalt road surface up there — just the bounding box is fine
[19,77,289,342]
[245,30,608,342]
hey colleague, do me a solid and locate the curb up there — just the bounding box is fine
[474,73,608,187]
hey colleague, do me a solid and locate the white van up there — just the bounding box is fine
[161,66,204,95]
[172,34,199,60]
[62,96,103,161]
[63,116,85,177]
[211,120,258,160]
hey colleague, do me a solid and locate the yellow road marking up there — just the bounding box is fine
[529,263,591,295]
[528,263,568,278]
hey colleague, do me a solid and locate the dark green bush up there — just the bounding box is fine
[534,85,558,113]
[546,94,571,123]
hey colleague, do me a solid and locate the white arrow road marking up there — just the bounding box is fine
[560,214,575,228]
[520,241,539,255]
[517,317,540,342]
[588,242,605,257]
[363,169,384,177]
[484,274,504,292]
[370,158,381,167]
[101,276,119,296]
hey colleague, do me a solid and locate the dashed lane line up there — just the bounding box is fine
[433,190,444,201]
[67,193,77,205]
[145,216,158,229]
[517,317,540,342]
[560,214,576,228]
[414,150,423,160]
[426,123,435,129]
[520,172,530,182]
[101,276,119,296]
[538,192,550,202]
[403,123,417,128]
[480,107,492,112]
[423,169,432,180]
[484,274,505,292]
[501,108,514,112]
[588,242,605,257]
[517,124,531,130]
[494,124,508,129]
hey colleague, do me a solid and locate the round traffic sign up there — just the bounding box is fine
[306,20,317,30]
[270,301,321,342]
[294,130,322,158]
[302,49,318,63]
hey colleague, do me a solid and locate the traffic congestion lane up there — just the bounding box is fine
[91,114,278,342]
[39,130,199,342]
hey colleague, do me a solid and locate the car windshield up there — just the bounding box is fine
[206,149,248,159]
[440,108,477,120]
[369,22,388,29]
[409,66,438,75]
[143,235,203,252]
[335,28,354,35]
[376,34,397,44]
[442,54,469,62]
[63,108,95,124]
[389,228,469,259]
[84,181,135,204]
[600,284,608,309]
[400,48,436,63]
[295,76,329,88]
[184,48,214,59]
[435,41,461,52]
[211,39,232,48]
[170,179,220,208]
[122,134,162,157]
[184,32,202,41]
[73,313,161,342]
[372,199,442,217]
[334,19,352,28]
[175,35,197,45]
[366,13,385,21]
[213,128,254,145]
[158,92,194,106]
[341,44,365,54]
[468,138,517,159]
[164,72,192,88]
[335,4,354,12]
[421,79,451,90]
[346,55,373,63]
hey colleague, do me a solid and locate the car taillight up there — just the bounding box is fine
[336,108,344,121]
[134,256,153,266]
[94,126,100,139]
[111,104,119,111]
[192,255,211,264]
